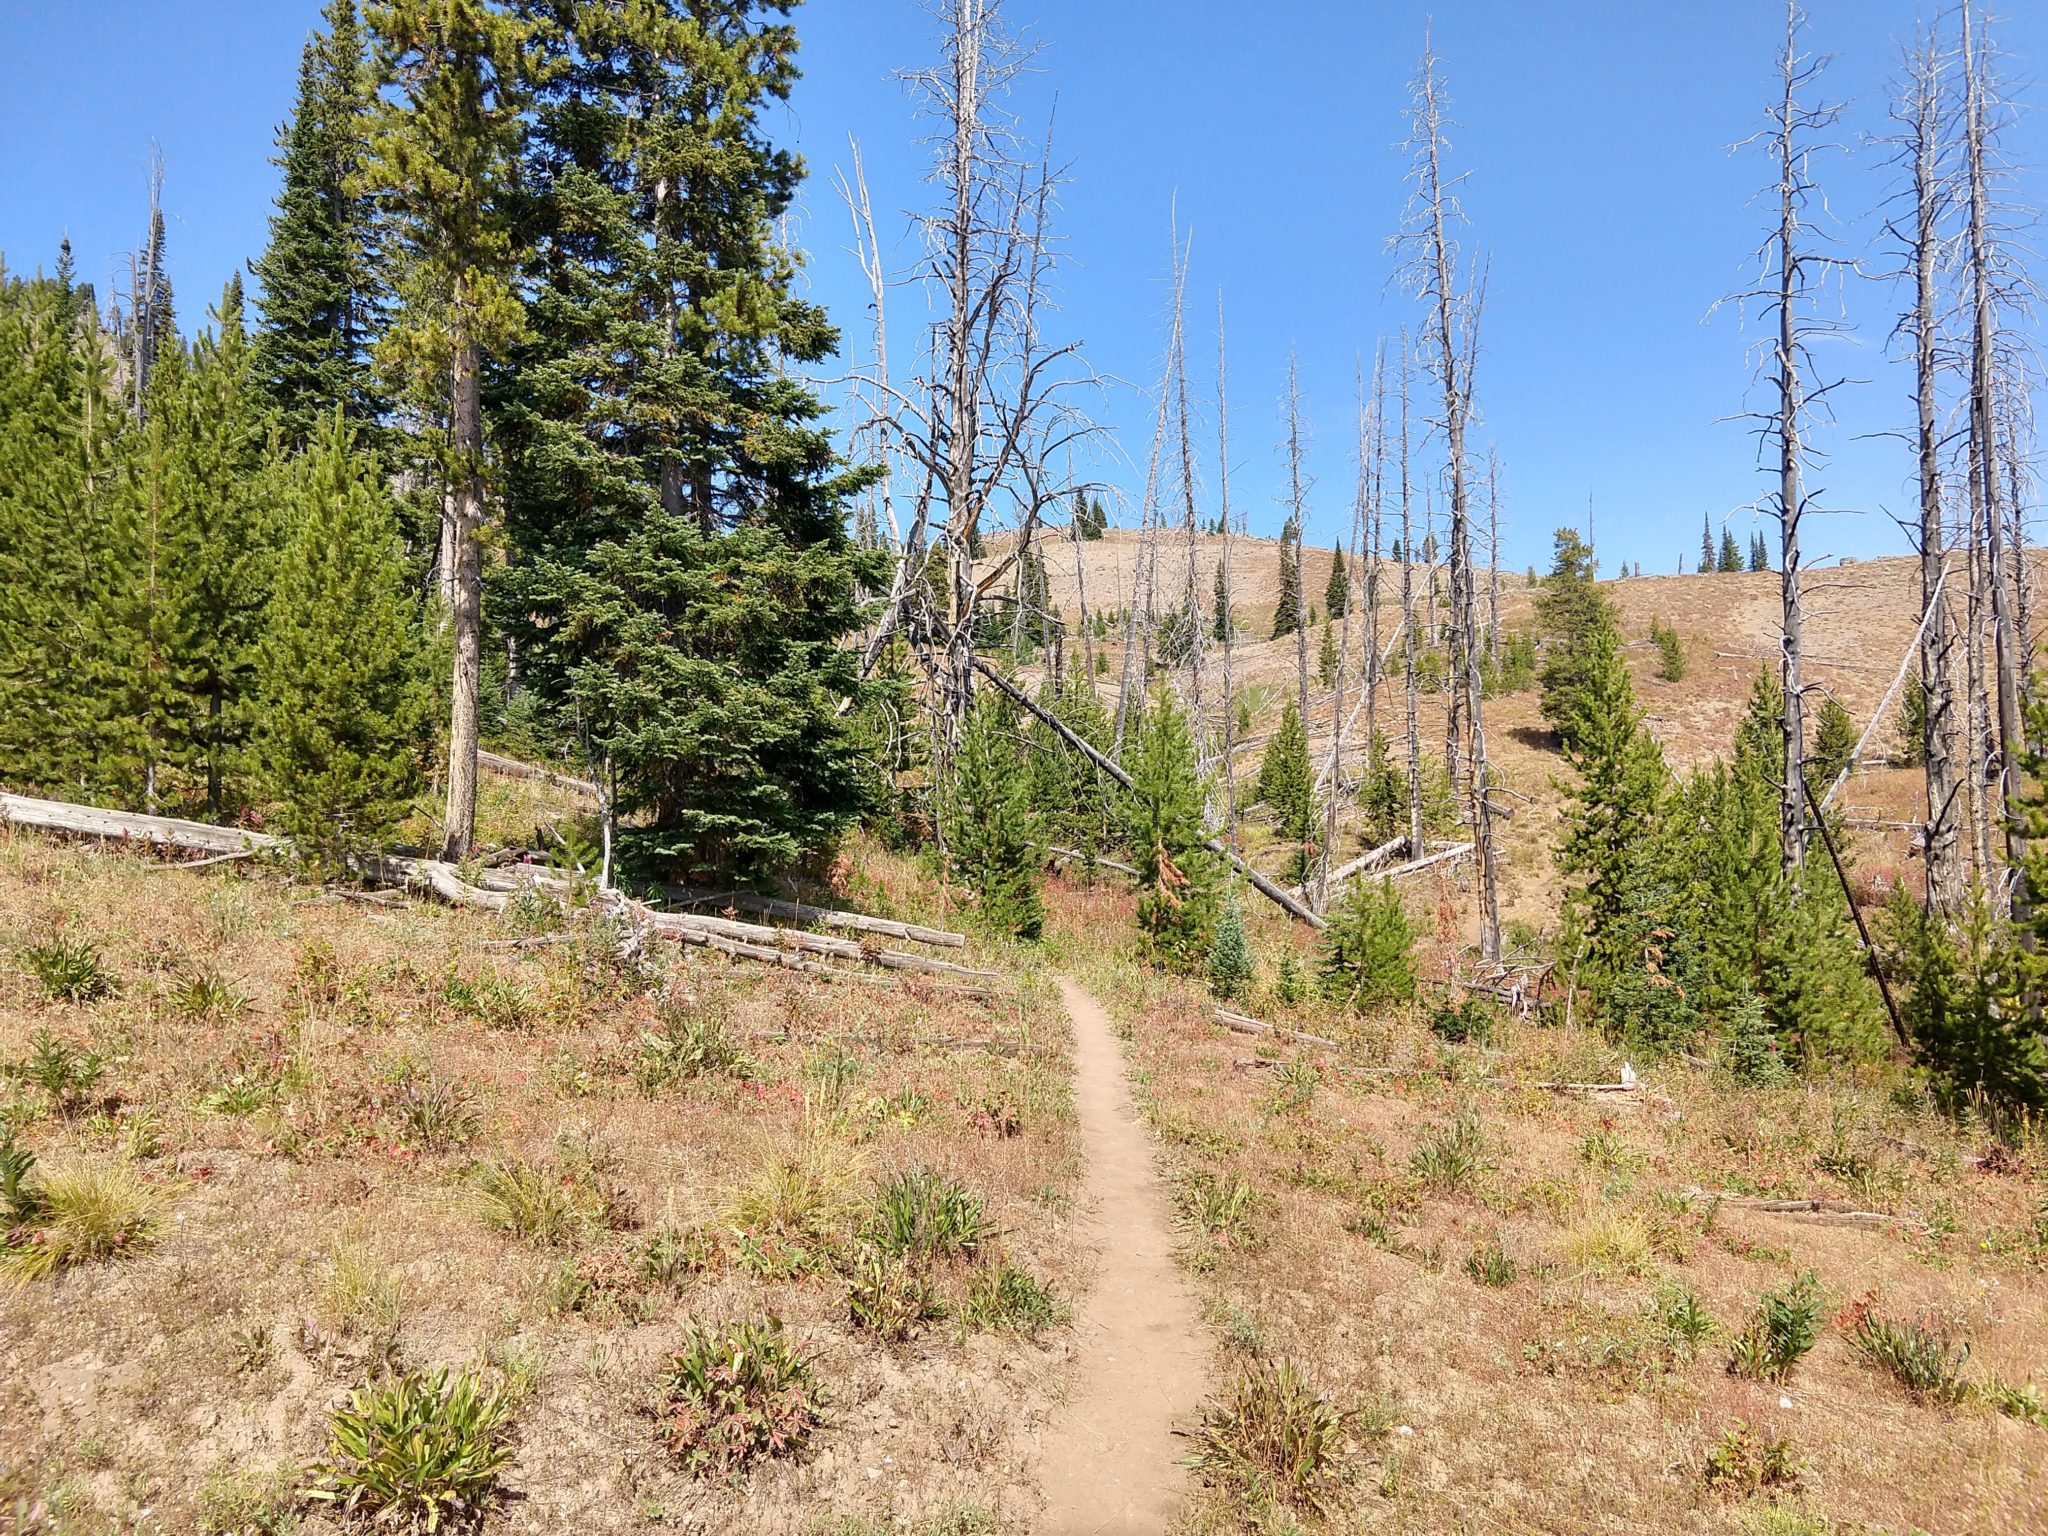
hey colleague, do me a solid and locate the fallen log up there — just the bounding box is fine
[636,906,1001,983]
[1211,1007,1342,1051]
[661,885,966,948]
[1306,836,1410,900]
[477,750,600,799]
[1382,842,1474,881]
[674,927,997,999]
[1046,846,1143,879]
[3,792,275,856]
[1681,1189,1921,1230]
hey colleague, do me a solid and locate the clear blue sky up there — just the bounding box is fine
[2,1,2041,576]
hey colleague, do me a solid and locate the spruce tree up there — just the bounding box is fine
[1207,898,1255,1001]
[1699,512,1715,574]
[1718,528,1742,573]
[1358,730,1406,844]
[1271,515,1302,640]
[946,694,1043,940]
[1212,560,1230,642]
[496,0,883,881]
[254,409,430,863]
[251,0,383,447]
[1125,691,1221,970]
[1317,621,1338,689]
[1749,531,1770,573]
[1534,527,1615,751]
[1324,544,1347,620]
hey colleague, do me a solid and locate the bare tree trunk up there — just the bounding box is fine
[1967,499,1995,883]
[1071,491,1093,681]
[1364,345,1386,756]
[1169,223,1205,761]
[1899,29,1963,911]
[1964,0,2027,912]
[1399,337,1425,859]
[1485,449,1502,662]
[442,333,485,861]
[1286,353,1311,735]
[1217,294,1241,845]
[2001,374,2034,678]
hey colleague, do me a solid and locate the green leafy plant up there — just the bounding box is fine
[1428,994,1496,1046]
[1727,1271,1824,1382]
[1702,1418,1801,1495]
[1,1131,44,1227]
[1464,1237,1516,1287]
[864,1169,992,1262]
[1410,1110,1487,1193]
[310,1366,512,1532]
[1177,1170,1257,1241]
[20,938,115,1003]
[9,1029,106,1116]
[845,1250,946,1341]
[635,1007,752,1095]
[962,1262,1065,1333]
[1849,1311,1971,1404]
[472,1146,629,1247]
[656,1319,824,1476]
[1653,1283,1718,1362]
[1982,1379,2046,1427]
[1319,880,1417,1010]
[1184,1358,1352,1512]
[171,970,249,1022]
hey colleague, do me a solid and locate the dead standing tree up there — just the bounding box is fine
[1883,27,1965,912]
[1392,33,1501,959]
[857,0,1091,742]
[1721,1,1854,884]
[1216,295,1241,843]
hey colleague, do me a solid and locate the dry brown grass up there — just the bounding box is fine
[0,825,1079,1534]
[1047,877,2048,1535]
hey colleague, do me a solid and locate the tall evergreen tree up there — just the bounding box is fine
[1534,526,1615,751]
[496,0,882,880]
[1126,691,1221,970]
[1699,512,1715,574]
[1256,698,1316,881]
[255,409,430,863]
[1809,695,1858,794]
[360,0,538,860]
[252,0,384,448]
[1211,560,1230,643]
[1324,544,1347,619]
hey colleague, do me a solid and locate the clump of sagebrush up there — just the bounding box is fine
[1319,879,1416,1010]
[1185,1358,1352,1512]
[656,1319,824,1476]
[1727,1271,1824,1382]
[309,1365,512,1532]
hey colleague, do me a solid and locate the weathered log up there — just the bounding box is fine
[477,750,600,799]
[661,885,966,948]
[1382,842,1473,880]
[1682,1189,1920,1229]
[2,792,275,856]
[1046,846,1143,879]
[1211,1007,1342,1051]
[637,906,1001,983]
[1296,836,1408,905]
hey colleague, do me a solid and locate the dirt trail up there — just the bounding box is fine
[1037,978,1211,1535]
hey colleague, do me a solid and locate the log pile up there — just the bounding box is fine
[1,792,992,996]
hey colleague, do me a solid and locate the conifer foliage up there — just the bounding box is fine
[1256,699,1317,880]
[945,695,1043,940]
[1126,693,1221,971]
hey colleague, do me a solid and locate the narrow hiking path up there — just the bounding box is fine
[1038,978,1211,1535]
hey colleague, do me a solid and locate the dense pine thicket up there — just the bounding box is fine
[0,0,878,882]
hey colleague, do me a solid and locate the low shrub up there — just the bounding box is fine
[1185,1358,1351,1511]
[310,1366,512,1531]
[656,1319,824,1476]
[963,1262,1065,1333]
[846,1250,946,1340]
[1728,1271,1824,1382]
[636,1006,752,1095]
[1464,1237,1516,1287]
[20,937,115,1003]
[1427,994,1496,1046]
[1410,1110,1487,1193]
[865,1169,993,1261]
[1848,1311,1971,1404]
[1702,1418,1801,1495]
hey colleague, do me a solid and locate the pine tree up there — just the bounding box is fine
[1319,879,1417,1010]
[1534,526,1615,751]
[497,0,883,881]
[1718,528,1742,573]
[1749,530,1770,573]
[1125,691,1221,970]
[1893,675,1928,767]
[254,409,430,863]
[1257,698,1316,878]
[1271,515,1301,640]
[1700,512,1715,574]
[360,0,537,860]
[1317,621,1338,689]
[1324,544,1347,620]
[946,693,1043,939]
[251,0,383,448]
[1077,493,1106,540]
[1211,560,1230,642]
[1358,730,1406,844]
[1808,695,1858,794]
